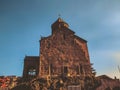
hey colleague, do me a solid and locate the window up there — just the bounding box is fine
[76,66,79,74]
[46,41,50,49]
[80,65,83,74]
[28,68,36,76]
[64,66,68,73]
[50,64,53,74]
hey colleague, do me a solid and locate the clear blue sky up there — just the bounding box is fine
[0,0,120,78]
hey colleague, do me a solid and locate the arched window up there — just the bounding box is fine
[50,64,53,74]
[64,66,68,74]
[80,65,83,74]
[28,67,36,76]
[76,66,79,74]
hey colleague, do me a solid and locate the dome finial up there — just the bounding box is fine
[57,14,62,22]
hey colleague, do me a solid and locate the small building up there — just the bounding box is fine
[96,75,120,90]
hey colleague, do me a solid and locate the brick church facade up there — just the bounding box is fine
[23,18,94,79]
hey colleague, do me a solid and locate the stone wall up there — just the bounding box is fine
[40,24,92,78]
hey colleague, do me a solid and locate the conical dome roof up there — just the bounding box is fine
[51,18,69,30]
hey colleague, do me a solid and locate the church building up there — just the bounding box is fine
[23,18,94,79]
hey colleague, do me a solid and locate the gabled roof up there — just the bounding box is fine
[97,75,113,81]
[74,35,87,43]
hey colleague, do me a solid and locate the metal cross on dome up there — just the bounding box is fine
[58,14,61,18]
